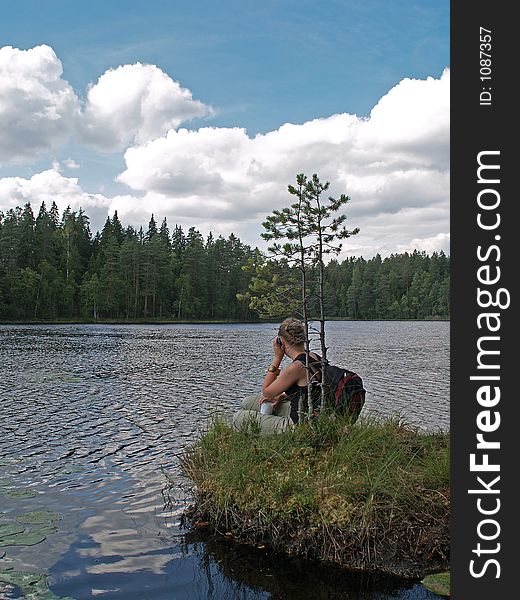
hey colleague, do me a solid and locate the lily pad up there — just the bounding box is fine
[422,571,450,597]
[16,510,63,525]
[0,523,25,537]
[34,525,58,535]
[3,488,38,499]
[0,530,47,547]
[0,568,75,600]
[50,371,86,383]
[56,466,84,475]
[0,569,45,586]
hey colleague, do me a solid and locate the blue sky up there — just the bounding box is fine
[0,0,450,257]
[3,0,449,132]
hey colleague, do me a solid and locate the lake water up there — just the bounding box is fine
[0,322,449,599]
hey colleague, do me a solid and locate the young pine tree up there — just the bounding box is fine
[261,173,359,418]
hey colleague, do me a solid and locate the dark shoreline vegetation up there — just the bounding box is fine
[179,413,450,580]
[0,317,450,325]
[1,203,449,322]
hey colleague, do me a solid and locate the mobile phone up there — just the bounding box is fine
[276,336,282,347]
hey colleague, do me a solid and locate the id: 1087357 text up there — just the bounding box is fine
[480,27,492,106]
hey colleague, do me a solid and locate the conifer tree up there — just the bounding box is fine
[303,174,359,408]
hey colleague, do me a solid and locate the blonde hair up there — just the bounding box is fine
[278,317,306,345]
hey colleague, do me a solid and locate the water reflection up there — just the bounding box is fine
[0,323,449,599]
[181,528,442,600]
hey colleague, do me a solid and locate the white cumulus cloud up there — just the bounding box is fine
[0,45,80,165]
[63,158,80,170]
[114,69,450,257]
[78,63,214,152]
[360,73,449,166]
[0,169,111,229]
[0,45,213,162]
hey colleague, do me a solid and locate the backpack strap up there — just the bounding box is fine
[306,353,322,383]
[293,352,322,383]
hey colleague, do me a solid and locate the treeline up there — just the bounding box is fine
[324,252,449,319]
[0,203,450,321]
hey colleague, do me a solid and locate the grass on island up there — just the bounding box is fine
[180,413,450,577]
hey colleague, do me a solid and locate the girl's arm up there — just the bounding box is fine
[262,360,303,398]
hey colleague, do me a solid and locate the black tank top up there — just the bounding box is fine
[285,353,321,423]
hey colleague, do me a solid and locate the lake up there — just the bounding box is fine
[0,321,449,599]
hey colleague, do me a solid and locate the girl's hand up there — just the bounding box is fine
[261,393,286,407]
[273,337,285,362]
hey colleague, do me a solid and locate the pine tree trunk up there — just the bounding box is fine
[319,258,328,411]
[316,194,328,412]
[296,182,313,422]
[300,263,311,423]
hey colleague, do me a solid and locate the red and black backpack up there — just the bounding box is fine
[309,359,366,422]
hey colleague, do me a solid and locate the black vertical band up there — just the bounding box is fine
[451,3,514,598]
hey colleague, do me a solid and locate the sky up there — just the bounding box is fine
[0,0,450,259]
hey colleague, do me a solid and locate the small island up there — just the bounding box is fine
[181,413,449,579]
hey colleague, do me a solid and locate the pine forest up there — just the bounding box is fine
[0,203,450,322]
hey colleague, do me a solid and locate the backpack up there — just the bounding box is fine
[309,360,366,422]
